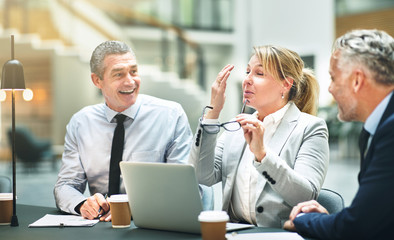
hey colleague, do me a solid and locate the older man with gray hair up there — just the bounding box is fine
[284,29,394,239]
[54,41,192,221]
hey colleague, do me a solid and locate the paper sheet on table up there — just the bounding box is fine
[226,232,304,240]
[29,214,99,227]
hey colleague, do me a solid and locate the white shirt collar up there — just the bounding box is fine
[105,95,142,122]
[259,102,292,128]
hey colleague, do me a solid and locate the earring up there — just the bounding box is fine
[281,93,284,99]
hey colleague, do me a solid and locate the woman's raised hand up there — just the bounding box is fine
[206,64,234,119]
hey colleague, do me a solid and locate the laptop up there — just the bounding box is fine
[119,162,254,234]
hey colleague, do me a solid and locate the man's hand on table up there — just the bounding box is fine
[283,200,329,232]
[79,193,111,221]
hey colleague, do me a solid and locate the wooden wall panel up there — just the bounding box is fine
[336,8,394,38]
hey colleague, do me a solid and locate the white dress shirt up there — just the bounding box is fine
[54,94,192,214]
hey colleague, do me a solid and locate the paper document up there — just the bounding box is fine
[226,222,254,231]
[29,214,99,227]
[226,232,304,240]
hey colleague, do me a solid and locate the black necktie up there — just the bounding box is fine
[358,127,370,163]
[108,114,126,196]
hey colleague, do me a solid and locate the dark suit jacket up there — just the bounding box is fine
[294,92,394,240]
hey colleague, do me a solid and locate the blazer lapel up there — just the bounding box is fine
[225,129,247,175]
[255,103,300,200]
[269,103,300,155]
[222,129,246,211]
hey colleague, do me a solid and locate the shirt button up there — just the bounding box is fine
[257,206,264,213]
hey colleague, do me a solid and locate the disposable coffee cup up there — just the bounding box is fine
[198,211,229,240]
[108,194,131,228]
[0,193,13,225]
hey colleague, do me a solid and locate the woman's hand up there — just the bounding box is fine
[236,114,266,161]
[206,64,234,119]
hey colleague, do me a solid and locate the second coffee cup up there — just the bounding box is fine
[108,194,132,228]
[198,210,229,240]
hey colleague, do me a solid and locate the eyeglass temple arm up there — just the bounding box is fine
[201,106,214,121]
[241,99,249,114]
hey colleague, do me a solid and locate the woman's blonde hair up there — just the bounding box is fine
[253,45,320,115]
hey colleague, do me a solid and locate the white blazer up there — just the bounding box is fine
[189,102,329,227]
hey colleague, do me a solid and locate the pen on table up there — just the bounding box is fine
[97,194,108,218]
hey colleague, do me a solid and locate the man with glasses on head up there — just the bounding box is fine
[189,45,329,228]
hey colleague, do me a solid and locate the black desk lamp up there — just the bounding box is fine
[1,35,26,227]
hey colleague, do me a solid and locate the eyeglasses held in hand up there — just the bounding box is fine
[200,99,249,134]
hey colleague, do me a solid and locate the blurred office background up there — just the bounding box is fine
[0,0,393,210]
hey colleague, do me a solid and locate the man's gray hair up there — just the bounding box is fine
[90,41,136,79]
[333,29,394,85]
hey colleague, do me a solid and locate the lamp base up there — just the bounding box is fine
[10,215,19,227]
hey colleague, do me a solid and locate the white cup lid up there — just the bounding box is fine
[107,194,128,202]
[0,193,13,200]
[198,211,229,222]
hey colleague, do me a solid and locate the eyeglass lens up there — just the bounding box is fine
[201,100,249,133]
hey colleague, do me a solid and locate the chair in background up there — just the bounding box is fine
[7,126,54,172]
[0,175,12,193]
[317,188,345,214]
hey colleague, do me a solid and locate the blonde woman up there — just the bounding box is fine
[189,45,329,228]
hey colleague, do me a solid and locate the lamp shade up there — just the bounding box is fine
[1,59,26,90]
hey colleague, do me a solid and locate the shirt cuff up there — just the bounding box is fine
[254,157,263,166]
[253,147,271,166]
[201,118,220,124]
[74,200,86,214]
